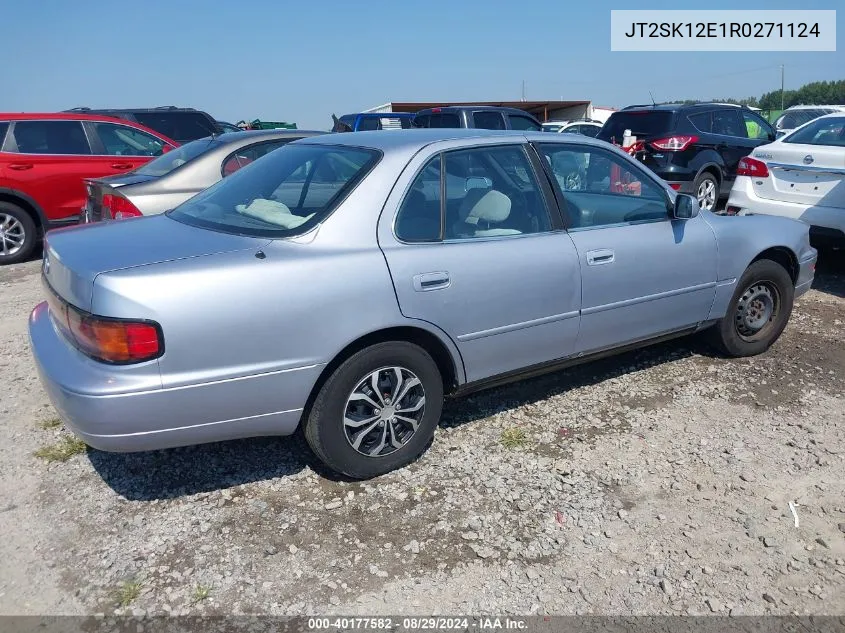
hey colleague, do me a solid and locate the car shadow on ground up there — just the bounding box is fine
[87,337,713,501]
[812,247,845,299]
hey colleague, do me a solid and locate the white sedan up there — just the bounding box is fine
[727,113,845,244]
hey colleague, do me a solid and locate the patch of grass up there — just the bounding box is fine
[38,418,62,430]
[116,578,142,607]
[500,427,529,449]
[192,583,213,604]
[33,436,87,462]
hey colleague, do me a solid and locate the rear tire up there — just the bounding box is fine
[304,342,444,479]
[0,202,37,265]
[693,171,719,212]
[709,259,794,357]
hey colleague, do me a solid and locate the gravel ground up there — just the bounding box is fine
[0,252,843,617]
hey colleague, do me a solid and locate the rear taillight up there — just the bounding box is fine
[650,135,699,151]
[736,157,769,178]
[668,183,682,191]
[46,289,162,364]
[102,193,143,220]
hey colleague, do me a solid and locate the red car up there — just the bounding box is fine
[0,113,177,265]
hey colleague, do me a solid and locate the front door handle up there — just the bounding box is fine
[413,271,450,292]
[8,163,33,171]
[111,162,134,170]
[586,249,615,266]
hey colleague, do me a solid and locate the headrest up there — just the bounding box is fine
[459,189,511,225]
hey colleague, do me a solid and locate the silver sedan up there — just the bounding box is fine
[81,129,323,221]
[30,129,817,478]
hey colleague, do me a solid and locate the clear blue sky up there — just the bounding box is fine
[2,0,841,130]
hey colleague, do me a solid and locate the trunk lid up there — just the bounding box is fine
[43,215,270,312]
[751,142,845,206]
[84,175,160,222]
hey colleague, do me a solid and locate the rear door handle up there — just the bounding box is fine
[111,162,134,170]
[413,271,450,292]
[8,163,33,171]
[586,249,615,266]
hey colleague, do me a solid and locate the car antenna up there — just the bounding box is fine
[649,91,657,107]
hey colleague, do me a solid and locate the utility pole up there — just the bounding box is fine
[522,80,526,102]
[780,64,785,111]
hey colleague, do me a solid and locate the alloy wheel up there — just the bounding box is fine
[697,179,717,211]
[0,213,26,257]
[343,366,426,457]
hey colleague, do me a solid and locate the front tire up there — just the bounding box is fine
[709,259,794,357]
[0,202,37,265]
[304,342,444,479]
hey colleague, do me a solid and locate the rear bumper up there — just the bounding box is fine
[727,176,845,238]
[29,302,314,452]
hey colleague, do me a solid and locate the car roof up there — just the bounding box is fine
[65,106,211,114]
[343,112,415,118]
[209,129,325,144]
[294,128,603,152]
[0,111,158,122]
[620,102,745,112]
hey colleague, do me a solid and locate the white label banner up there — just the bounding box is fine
[610,10,836,51]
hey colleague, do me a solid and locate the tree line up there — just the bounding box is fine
[661,79,845,111]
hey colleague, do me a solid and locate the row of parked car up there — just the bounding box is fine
[1,102,842,266]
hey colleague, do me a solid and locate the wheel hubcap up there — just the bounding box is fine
[0,213,26,257]
[697,179,716,210]
[735,282,778,339]
[343,366,426,458]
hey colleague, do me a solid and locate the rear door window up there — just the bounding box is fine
[473,111,506,130]
[92,122,167,156]
[712,109,746,138]
[10,120,91,154]
[508,114,541,131]
[133,112,217,142]
[0,122,9,149]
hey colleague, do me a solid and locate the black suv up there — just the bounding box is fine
[413,106,543,131]
[597,103,775,211]
[63,106,221,144]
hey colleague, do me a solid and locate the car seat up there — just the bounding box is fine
[452,189,520,238]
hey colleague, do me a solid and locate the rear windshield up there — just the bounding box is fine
[133,112,218,141]
[775,109,830,130]
[168,144,381,237]
[783,116,845,147]
[134,137,223,177]
[599,111,674,142]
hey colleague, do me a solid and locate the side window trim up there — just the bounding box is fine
[536,141,672,232]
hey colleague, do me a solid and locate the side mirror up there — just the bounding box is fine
[673,193,700,219]
[465,176,492,192]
